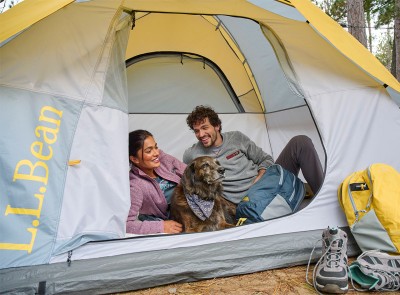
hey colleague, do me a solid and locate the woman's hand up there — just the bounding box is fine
[163,220,183,234]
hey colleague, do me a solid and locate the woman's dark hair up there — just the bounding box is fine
[186,105,222,132]
[129,129,153,158]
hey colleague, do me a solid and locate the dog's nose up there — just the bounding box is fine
[218,167,225,174]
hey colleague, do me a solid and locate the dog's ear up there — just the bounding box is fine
[181,161,196,192]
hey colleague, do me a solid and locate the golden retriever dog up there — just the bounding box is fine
[170,156,236,233]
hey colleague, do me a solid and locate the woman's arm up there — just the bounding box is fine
[160,150,187,178]
[126,181,164,234]
[172,157,187,178]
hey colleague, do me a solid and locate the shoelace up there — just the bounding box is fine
[374,269,400,291]
[306,241,400,293]
[349,250,400,292]
[349,268,399,292]
[356,265,400,291]
[326,239,344,268]
[305,238,323,294]
[306,238,340,294]
[306,237,349,295]
[357,249,384,264]
[357,249,400,271]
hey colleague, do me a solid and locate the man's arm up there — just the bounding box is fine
[237,131,274,170]
[182,143,204,164]
[253,168,266,184]
[182,148,192,164]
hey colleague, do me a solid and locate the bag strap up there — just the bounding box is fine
[365,166,374,209]
[347,167,373,228]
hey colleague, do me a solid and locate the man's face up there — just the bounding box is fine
[192,118,221,148]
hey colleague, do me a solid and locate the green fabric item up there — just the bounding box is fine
[349,263,378,290]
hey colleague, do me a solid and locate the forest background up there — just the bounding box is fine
[312,0,399,81]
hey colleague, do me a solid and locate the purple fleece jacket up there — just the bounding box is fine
[126,150,186,234]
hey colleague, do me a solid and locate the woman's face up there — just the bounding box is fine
[130,136,160,176]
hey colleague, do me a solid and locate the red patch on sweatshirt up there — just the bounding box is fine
[226,150,240,160]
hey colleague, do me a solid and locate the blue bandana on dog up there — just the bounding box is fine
[185,193,214,221]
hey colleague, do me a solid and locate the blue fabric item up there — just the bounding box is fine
[236,164,305,224]
[155,176,177,205]
[185,193,215,221]
[138,214,164,221]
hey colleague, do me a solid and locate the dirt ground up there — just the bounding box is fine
[117,263,385,295]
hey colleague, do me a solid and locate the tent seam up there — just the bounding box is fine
[305,85,387,99]
[49,100,85,260]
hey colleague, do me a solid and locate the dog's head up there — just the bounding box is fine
[181,156,225,198]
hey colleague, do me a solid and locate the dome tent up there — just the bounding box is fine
[1,0,400,293]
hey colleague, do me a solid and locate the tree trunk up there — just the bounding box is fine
[392,35,397,77]
[393,0,400,80]
[346,0,368,48]
[366,11,373,52]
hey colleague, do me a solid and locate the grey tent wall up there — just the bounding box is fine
[0,228,360,294]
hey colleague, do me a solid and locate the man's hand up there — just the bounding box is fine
[163,220,183,234]
[253,169,266,184]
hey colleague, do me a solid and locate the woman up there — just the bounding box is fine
[127,129,185,234]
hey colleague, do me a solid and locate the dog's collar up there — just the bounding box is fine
[185,193,214,221]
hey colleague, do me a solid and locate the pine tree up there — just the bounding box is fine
[393,0,399,79]
[347,0,368,47]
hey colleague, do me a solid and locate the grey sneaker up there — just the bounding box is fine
[349,250,400,291]
[314,227,349,293]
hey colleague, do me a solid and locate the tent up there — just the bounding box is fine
[1,0,400,293]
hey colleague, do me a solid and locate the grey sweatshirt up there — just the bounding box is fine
[183,131,274,204]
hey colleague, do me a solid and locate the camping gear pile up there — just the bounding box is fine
[1,0,400,294]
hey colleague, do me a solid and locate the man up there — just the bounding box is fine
[182,105,323,204]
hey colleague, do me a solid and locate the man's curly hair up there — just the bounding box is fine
[186,105,222,132]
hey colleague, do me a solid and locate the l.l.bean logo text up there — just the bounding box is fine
[0,105,63,253]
